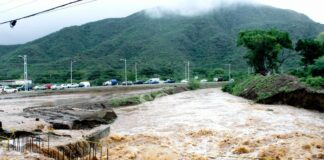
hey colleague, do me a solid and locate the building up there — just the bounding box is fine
[0,80,32,86]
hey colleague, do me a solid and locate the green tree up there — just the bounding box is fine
[88,70,101,80]
[295,39,324,67]
[310,56,324,77]
[237,29,292,75]
[317,32,324,42]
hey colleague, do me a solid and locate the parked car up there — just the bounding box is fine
[45,84,52,89]
[79,81,90,88]
[133,80,145,85]
[68,83,79,88]
[144,78,160,84]
[164,79,176,83]
[2,86,18,93]
[122,81,133,85]
[180,80,188,83]
[200,79,208,83]
[60,84,68,89]
[111,79,118,85]
[0,86,3,94]
[103,81,112,86]
[51,84,64,90]
[34,85,46,90]
[17,84,33,91]
[214,77,224,82]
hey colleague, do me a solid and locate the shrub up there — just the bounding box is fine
[188,80,200,90]
[222,82,236,93]
[310,55,324,77]
[300,76,324,89]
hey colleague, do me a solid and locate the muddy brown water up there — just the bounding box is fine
[104,88,324,160]
[0,87,323,159]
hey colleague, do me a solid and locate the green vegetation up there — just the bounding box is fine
[109,96,142,107]
[108,87,177,107]
[0,5,323,84]
[222,75,304,101]
[222,27,324,111]
[300,76,324,89]
[295,39,324,67]
[310,56,324,77]
[188,80,200,90]
[237,29,292,75]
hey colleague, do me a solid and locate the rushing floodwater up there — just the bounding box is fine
[105,88,324,160]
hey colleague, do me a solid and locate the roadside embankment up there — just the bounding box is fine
[222,75,324,112]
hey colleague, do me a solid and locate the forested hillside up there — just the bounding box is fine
[0,4,323,84]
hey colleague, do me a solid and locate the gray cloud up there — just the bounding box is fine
[145,0,257,18]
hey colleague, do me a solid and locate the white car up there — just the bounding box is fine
[60,84,68,89]
[68,83,79,88]
[180,80,188,83]
[51,84,64,90]
[200,79,208,83]
[34,85,46,90]
[2,86,18,93]
[103,81,112,86]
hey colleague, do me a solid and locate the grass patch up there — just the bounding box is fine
[300,76,324,89]
[108,87,188,107]
[222,74,305,101]
[108,96,141,107]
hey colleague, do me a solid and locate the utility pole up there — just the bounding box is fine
[135,62,138,82]
[120,58,127,86]
[70,60,76,84]
[184,63,187,80]
[187,61,190,81]
[225,64,231,81]
[19,55,28,91]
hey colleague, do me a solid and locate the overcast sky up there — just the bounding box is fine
[0,0,323,45]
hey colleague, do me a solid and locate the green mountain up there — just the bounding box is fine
[0,4,323,84]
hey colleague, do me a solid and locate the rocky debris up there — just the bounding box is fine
[86,125,110,142]
[24,102,117,130]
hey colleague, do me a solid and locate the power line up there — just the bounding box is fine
[45,0,97,15]
[0,0,92,25]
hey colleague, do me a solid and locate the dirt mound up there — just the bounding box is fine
[238,75,304,100]
[226,75,324,112]
[260,88,324,112]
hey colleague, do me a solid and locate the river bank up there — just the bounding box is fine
[222,75,324,112]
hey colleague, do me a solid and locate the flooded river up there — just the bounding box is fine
[104,88,324,160]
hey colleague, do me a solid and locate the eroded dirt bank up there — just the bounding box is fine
[103,88,324,160]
